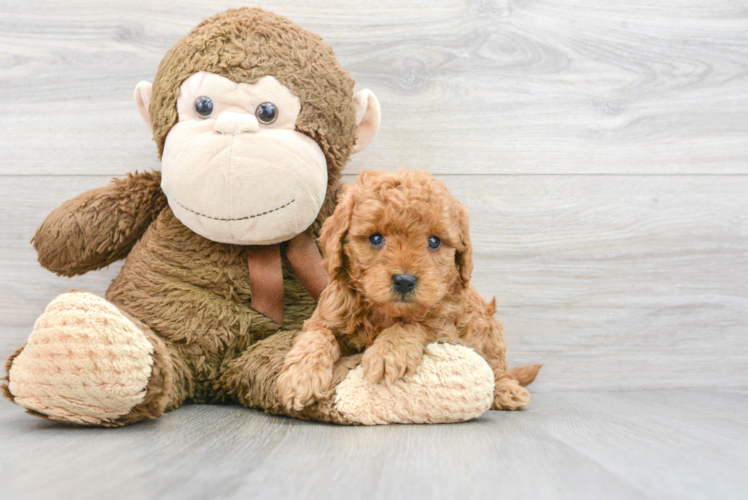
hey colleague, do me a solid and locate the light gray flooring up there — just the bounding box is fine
[1,390,746,500]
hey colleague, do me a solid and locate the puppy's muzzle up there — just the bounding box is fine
[392,273,417,296]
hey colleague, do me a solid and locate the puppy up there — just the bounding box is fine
[277,169,541,411]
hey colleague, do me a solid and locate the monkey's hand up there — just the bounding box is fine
[33,171,167,276]
[277,328,340,411]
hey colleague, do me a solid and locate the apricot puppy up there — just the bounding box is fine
[277,169,541,411]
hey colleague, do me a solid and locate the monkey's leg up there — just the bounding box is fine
[2,291,189,427]
[217,332,496,425]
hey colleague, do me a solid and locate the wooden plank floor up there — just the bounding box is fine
[2,0,748,176]
[1,390,746,500]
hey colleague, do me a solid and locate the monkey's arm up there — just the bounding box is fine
[33,171,167,277]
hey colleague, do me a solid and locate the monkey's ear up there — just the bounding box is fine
[134,81,154,129]
[351,90,380,154]
[318,185,356,278]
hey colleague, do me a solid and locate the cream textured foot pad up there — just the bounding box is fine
[8,291,154,425]
[334,343,495,425]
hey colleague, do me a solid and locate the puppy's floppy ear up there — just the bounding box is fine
[456,203,473,285]
[319,185,355,278]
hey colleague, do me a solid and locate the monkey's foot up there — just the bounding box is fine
[5,291,156,426]
[333,343,495,425]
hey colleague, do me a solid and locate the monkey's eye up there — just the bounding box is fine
[369,233,385,248]
[256,102,278,124]
[428,236,441,250]
[194,96,214,118]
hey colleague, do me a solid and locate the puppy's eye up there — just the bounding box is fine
[256,102,278,124]
[369,233,385,248]
[195,96,214,118]
[428,236,441,250]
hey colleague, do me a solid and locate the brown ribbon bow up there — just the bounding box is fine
[246,231,329,325]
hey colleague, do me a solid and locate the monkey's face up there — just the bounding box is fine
[160,71,328,245]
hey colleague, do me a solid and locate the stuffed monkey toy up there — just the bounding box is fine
[1,8,497,426]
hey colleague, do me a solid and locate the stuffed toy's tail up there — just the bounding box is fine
[507,364,543,387]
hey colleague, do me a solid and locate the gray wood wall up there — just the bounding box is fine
[1,0,746,392]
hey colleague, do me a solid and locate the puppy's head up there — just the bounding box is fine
[319,169,473,317]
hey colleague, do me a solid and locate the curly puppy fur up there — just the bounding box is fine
[277,169,541,411]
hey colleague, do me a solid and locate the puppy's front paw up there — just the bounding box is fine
[493,376,531,410]
[276,328,340,411]
[277,360,333,411]
[361,338,422,386]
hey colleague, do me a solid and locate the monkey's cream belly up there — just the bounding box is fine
[161,125,328,245]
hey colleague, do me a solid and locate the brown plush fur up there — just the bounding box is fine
[2,8,362,425]
[216,330,364,424]
[1,345,24,404]
[111,312,176,426]
[278,170,542,411]
[33,171,167,277]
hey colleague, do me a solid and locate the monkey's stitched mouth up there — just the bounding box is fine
[173,199,296,221]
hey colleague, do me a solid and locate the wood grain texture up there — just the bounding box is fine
[1,174,745,391]
[1,390,747,500]
[0,0,747,175]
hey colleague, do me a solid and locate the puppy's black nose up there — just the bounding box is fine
[392,274,417,295]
